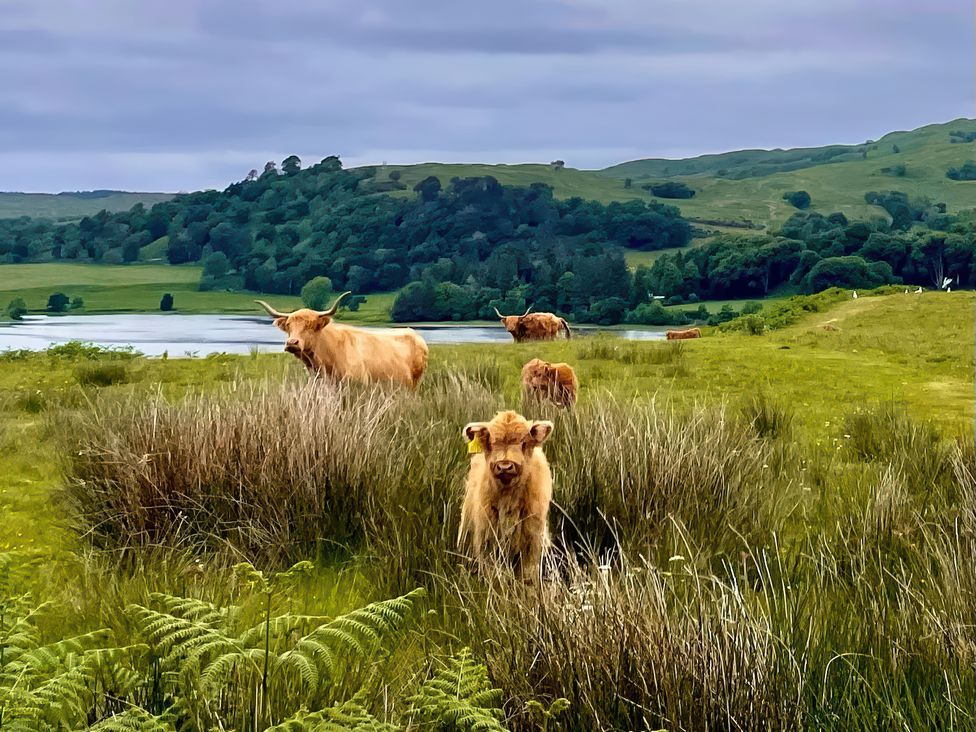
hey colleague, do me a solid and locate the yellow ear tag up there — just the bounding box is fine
[467,438,483,454]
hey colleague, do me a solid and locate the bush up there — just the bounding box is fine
[46,292,70,313]
[644,181,695,199]
[742,314,766,335]
[160,293,174,311]
[74,362,132,387]
[69,296,84,310]
[706,304,739,326]
[805,256,895,292]
[6,298,27,320]
[783,190,811,209]
[625,301,688,326]
[300,276,334,310]
[741,301,762,315]
[946,161,976,181]
[880,164,907,177]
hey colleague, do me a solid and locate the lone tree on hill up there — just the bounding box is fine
[551,160,565,170]
[783,190,812,209]
[281,155,302,176]
[160,293,174,311]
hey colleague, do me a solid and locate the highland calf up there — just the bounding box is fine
[521,358,578,408]
[495,306,571,342]
[666,327,702,340]
[458,411,554,581]
[256,292,428,388]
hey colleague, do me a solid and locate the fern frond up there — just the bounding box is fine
[238,614,332,647]
[89,706,178,731]
[146,592,232,626]
[407,648,506,732]
[266,696,396,731]
[0,628,114,685]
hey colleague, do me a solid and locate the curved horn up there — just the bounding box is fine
[321,291,352,317]
[255,300,290,318]
[493,306,505,319]
[521,304,533,317]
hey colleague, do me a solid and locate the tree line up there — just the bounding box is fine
[638,206,975,303]
[0,156,973,325]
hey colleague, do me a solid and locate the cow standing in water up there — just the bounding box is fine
[495,306,571,342]
[256,292,428,388]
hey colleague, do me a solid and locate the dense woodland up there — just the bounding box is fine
[0,156,973,324]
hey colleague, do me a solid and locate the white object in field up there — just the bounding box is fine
[852,291,858,299]
[947,286,951,293]
[941,276,953,290]
[915,286,923,294]
[904,289,910,294]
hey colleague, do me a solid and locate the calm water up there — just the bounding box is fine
[0,314,665,356]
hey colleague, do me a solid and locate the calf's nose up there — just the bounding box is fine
[286,338,300,348]
[494,460,517,474]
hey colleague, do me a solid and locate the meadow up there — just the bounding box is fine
[0,263,398,324]
[0,290,973,730]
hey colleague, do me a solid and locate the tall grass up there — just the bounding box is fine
[56,372,976,730]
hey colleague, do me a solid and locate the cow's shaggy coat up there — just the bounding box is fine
[458,411,554,581]
[521,358,578,408]
[256,293,428,388]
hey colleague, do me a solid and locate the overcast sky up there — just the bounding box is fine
[1,0,972,192]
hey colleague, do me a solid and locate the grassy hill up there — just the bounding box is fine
[381,118,976,230]
[0,190,172,220]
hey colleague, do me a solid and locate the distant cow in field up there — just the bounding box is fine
[256,293,428,388]
[521,358,578,408]
[495,306,571,342]
[666,327,701,340]
[458,411,554,582]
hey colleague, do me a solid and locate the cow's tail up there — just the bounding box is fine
[560,318,572,339]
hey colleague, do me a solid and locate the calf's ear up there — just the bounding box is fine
[529,420,554,444]
[314,314,332,330]
[273,317,288,331]
[463,422,489,443]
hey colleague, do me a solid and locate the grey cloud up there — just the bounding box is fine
[0,0,970,191]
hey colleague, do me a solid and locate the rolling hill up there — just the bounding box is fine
[3,119,972,232]
[381,118,976,230]
[0,190,172,220]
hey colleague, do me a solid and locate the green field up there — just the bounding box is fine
[0,191,172,219]
[0,291,973,728]
[381,118,976,229]
[0,263,397,323]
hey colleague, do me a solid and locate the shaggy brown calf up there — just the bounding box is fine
[256,292,428,388]
[665,327,702,340]
[458,411,554,581]
[521,358,578,408]
[495,306,571,342]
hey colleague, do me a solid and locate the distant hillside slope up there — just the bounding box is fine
[380,118,976,229]
[0,191,172,220]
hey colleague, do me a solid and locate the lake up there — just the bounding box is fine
[0,314,666,356]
